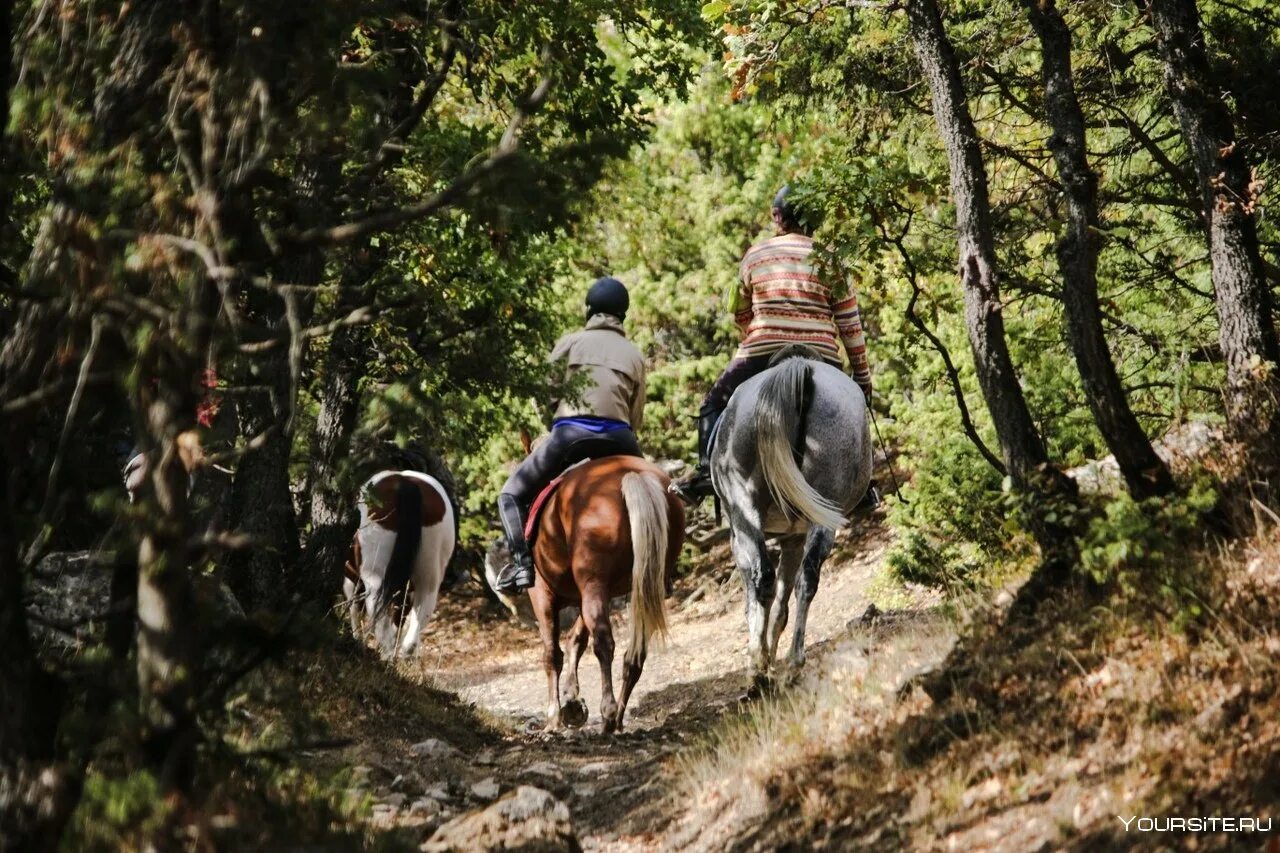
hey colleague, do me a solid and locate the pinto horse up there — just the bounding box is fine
[344,470,456,659]
[518,456,684,733]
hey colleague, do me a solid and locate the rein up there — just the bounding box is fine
[868,405,907,505]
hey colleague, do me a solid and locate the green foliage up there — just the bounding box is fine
[1080,479,1220,591]
[69,771,170,850]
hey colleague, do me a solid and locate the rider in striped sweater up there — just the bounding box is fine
[670,186,873,504]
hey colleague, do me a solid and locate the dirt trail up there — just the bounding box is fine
[388,515,906,849]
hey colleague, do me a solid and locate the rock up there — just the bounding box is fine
[471,777,501,801]
[411,738,462,760]
[411,798,444,817]
[423,783,452,802]
[523,761,562,781]
[381,793,408,809]
[577,762,610,777]
[474,749,497,766]
[422,786,579,852]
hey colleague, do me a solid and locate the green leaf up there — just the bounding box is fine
[701,1,730,21]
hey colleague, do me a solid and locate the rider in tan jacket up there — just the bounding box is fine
[494,277,647,593]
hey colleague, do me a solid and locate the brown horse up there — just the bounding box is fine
[524,455,684,733]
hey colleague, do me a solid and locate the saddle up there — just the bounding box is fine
[524,474,567,544]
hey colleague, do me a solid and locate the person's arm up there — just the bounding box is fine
[730,253,755,338]
[630,365,646,433]
[832,285,872,396]
[544,333,573,425]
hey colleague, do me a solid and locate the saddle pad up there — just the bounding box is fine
[524,474,567,543]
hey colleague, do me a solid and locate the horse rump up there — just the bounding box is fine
[620,471,670,661]
[375,476,424,617]
[755,354,845,530]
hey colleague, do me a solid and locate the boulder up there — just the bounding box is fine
[422,786,579,852]
[410,738,462,760]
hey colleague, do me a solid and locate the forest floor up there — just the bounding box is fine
[309,508,948,850]
[292,504,1280,851]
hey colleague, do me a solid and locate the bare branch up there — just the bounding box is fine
[884,220,1008,476]
[287,67,555,248]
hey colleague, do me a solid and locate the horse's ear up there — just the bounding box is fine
[519,427,533,455]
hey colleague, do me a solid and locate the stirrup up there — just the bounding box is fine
[493,559,535,594]
[669,470,714,505]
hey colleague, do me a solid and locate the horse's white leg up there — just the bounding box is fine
[343,578,362,637]
[530,585,564,731]
[730,522,774,682]
[397,526,445,659]
[768,539,803,665]
[560,615,590,704]
[788,526,834,670]
[363,580,397,659]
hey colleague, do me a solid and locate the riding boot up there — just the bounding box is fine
[670,409,721,505]
[495,494,537,593]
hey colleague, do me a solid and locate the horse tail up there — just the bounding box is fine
[756,357,846,530]
[621,471,670,661]
[376,476,424,617]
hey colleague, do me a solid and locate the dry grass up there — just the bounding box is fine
[667,522,1280,851]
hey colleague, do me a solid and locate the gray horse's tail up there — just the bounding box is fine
[756,357,846,530]
[621,471,669,661]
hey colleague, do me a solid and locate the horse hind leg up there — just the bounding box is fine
[581,588,619,733]
[788,526,834,670]
[615,640,647,734]
[398,527,448,659]
[558,615,590,728]
[343,578,363,637]
[768,538,804,669]
[731,524,776,687]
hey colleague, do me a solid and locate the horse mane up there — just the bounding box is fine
[767,343,825,366]
[375,475,424,618]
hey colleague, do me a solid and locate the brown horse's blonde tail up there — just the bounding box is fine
[621,471,670,663]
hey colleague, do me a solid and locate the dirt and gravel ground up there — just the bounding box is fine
[337,512,942,849]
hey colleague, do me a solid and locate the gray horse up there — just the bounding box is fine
[711,345,872,684]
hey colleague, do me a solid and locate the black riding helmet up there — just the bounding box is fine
[585,276,629,321]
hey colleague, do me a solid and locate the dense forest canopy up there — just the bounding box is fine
[1,0,1279,846]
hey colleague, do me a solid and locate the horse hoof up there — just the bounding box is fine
[560,698,589,729]
[743,674,775,701]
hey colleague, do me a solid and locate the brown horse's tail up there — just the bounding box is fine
[621,471,670,661]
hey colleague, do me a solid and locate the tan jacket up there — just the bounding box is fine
[550,314,646,430]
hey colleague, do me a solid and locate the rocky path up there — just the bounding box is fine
[350,515,914,849]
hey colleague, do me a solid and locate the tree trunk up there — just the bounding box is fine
[223,160,335,611]
[1025,0,1175,499]
[303,319,371,597]
[904,0,1078,575]
[223,290,304,612]
[134,390,201,792]
[1143,0,1280,441]
[131,264,218,791]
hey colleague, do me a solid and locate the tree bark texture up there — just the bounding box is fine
[1144,0,1279,438]
[223,157,337,611]
[1025,0,1175,499]
[134,388,201,792]
[905,0,1079,579]
[905,0,1056,489]
[303,316,371,597]
[223,288,304,612]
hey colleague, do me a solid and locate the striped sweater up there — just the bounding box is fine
[730,233,871,386]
